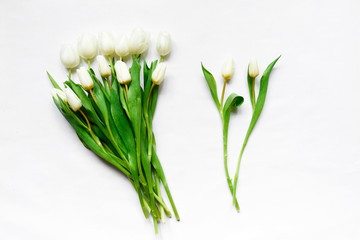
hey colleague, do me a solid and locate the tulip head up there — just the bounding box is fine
[114,60,131,84]
[60,44,80,69]
[77,67,94,91]
[221,57,234,81]
[77,33,97,60]
[99,31,115,56]
[64,87,82,111]
[51,88,67,103]
[151,62,167,85]
[96,55,111,78]
[128,28,150,55]
[248,58,259,78]
[115,35,129,58]
[156,31,171,57]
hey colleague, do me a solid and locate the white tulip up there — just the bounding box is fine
[77,33,97,60]
[248,58,259,78]
[51,88,67,103]
[99,31,115,56]
[96,55,111,78]
[60,44,80,69]
[128,28,150,55]
[115,35,129,58]
[221,57,234,81]
[156,31,171,57]
[65,87,82,111]
[114,60,131,84]
[151,63,167,85]
[77,67,94,91]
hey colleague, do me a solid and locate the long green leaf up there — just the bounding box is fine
[47,72,61,90]
[140,109,158,230]
[110,80,135,153]
[92,79,109,125]
[148,61,159,120]
[151,147,180,221]
[128,56,148,217]
[222,93,244,211]
[201,63,221,111]
[119,85,130,118]
[89,68,110,102]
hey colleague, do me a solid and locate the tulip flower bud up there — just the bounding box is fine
[156,31,171,57]
[60,44,80,69]
[96,55,111,78]
[221,57,234,81]
[115,35,129,58]
[64,87,82,111]
[77,33,97,60]
[128,28,150,55]
[77,67,94,91]
[151,62,167,85]
[99,31,115,56]
[51,88,67,103]
[248,58,259,78]
[114,60,131,84]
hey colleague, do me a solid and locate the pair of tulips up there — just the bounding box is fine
[221,57,259,81]
[202,54,280,211]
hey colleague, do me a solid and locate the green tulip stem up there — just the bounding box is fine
[125,84,129,99]
[88,59,91,70]
[68,68,71,80]
[147,82,155,107]
[106,77,112,90]
[220,109,240,211]
[220,80,227,107]
[89,89,98,106]
[108,56,115,76]
[79,109,105,152]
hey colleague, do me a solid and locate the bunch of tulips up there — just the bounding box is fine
[48,28,178,234]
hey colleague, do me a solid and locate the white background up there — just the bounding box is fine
[1,0,359,239]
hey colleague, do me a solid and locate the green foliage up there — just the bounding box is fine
[201,63,221,111]
[47,57,179,234]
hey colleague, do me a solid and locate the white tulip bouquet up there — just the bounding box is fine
[48,28,178,233]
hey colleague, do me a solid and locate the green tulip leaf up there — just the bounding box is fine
[92,79,109,125]
[110,79,135,155]
[223,93,244,143]
[47,71,61,90]
[201,63,221,111]
[127,56,147,215]
[151,147,180,221]
[119,85,130,118]
[89,68,110,102]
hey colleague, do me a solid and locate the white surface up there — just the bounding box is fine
[1,0,360,239]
